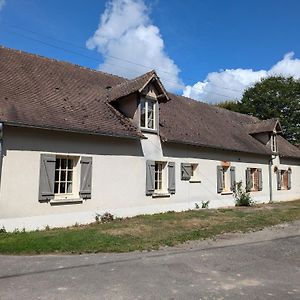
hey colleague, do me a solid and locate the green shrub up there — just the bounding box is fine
[201,200,210,209]
[234,181,254,206]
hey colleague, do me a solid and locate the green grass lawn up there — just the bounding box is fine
[1,200,300,255]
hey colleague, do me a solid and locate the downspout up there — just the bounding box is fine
[268,154,276,203]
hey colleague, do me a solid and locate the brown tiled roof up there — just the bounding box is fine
[245,118,281,134]
[0,46,299,159]
[0,46,143,139]
[159,94,272,156]
[277,136,300,159]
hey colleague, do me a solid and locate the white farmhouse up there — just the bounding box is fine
[0,47,299,231]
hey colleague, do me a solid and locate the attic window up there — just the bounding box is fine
[140,98,157,130]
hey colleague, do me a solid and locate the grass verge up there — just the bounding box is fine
[0,200,300,254]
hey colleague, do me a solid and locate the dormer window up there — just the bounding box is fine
[140,98,157,130]
[271,134,277,152]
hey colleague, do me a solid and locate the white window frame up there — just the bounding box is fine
[221,166,230,192]
[280,170,288,190]
[154,162,163,192]
[189,163,201,183]
[271,134,277,152]
[250,168,259,191]
[140,98,157,131]
[54,156,79,200]
[153,161,168,194]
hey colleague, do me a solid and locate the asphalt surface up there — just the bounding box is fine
[0,221,299,300]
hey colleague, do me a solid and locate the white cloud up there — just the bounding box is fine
[86,0,182,90]
[183,52,300,103]
[0,0,5,11]
[270,52,300,79]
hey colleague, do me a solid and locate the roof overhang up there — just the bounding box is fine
[247,118,283,135]
[1,121,146,140]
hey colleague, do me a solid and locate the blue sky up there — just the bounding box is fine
[1,0,300,103]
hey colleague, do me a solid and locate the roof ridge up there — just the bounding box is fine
[247,117,279,125]
[0,45,128,82]
[115,69,156,86]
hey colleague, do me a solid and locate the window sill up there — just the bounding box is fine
[152,192,171,198]
[189,179,201,183]
[221,191,233,195]
[50,198,83,205]
[141,128,158,134]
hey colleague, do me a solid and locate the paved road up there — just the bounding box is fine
[0,222,299,300]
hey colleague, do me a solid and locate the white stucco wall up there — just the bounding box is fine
[0,126,299,231]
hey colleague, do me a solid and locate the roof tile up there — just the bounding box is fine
[0,46,299,159]
[0,46,143,139]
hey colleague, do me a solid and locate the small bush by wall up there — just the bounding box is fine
[234,181,254,207]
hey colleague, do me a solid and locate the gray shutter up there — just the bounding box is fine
[168,162,176,194]
[245,168,252,192]
[230,166,236,192]
[39,154,56,202]
[277,169,281,190]
[217,166,223,193]
[181,163,192,180]
[258,168,263,191]
[287,169,291,190]
[80,156,92,199]
[146,160,155,195]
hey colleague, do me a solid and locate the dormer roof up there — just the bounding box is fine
[108,70,169,103]
[245,118,282,135]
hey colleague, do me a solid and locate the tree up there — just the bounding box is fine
[216,100,241,112]
[218,77,300,144]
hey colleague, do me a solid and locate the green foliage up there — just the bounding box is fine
[195,201,210,209]
[216,100,240,111]
[240,76,300,143]
[234,181,254,207]
[201,200,210,209]
[100,212,114,223]
[217,76,300,144]
[96,212,114,223]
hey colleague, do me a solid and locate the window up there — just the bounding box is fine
[146,160,174,196]
[221,166,230,192]
[217,165,236,194]
[154,162,163,191]
[54,157,74,195]
[39,154,92,202]
[181,163,200,182]
[140,98,157,130]
[277,169,291,190]
[280,170,288,190]
[246,168,262,192]
[271,134,277,152]
[190,164,200,182]
[250,168,259,191]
